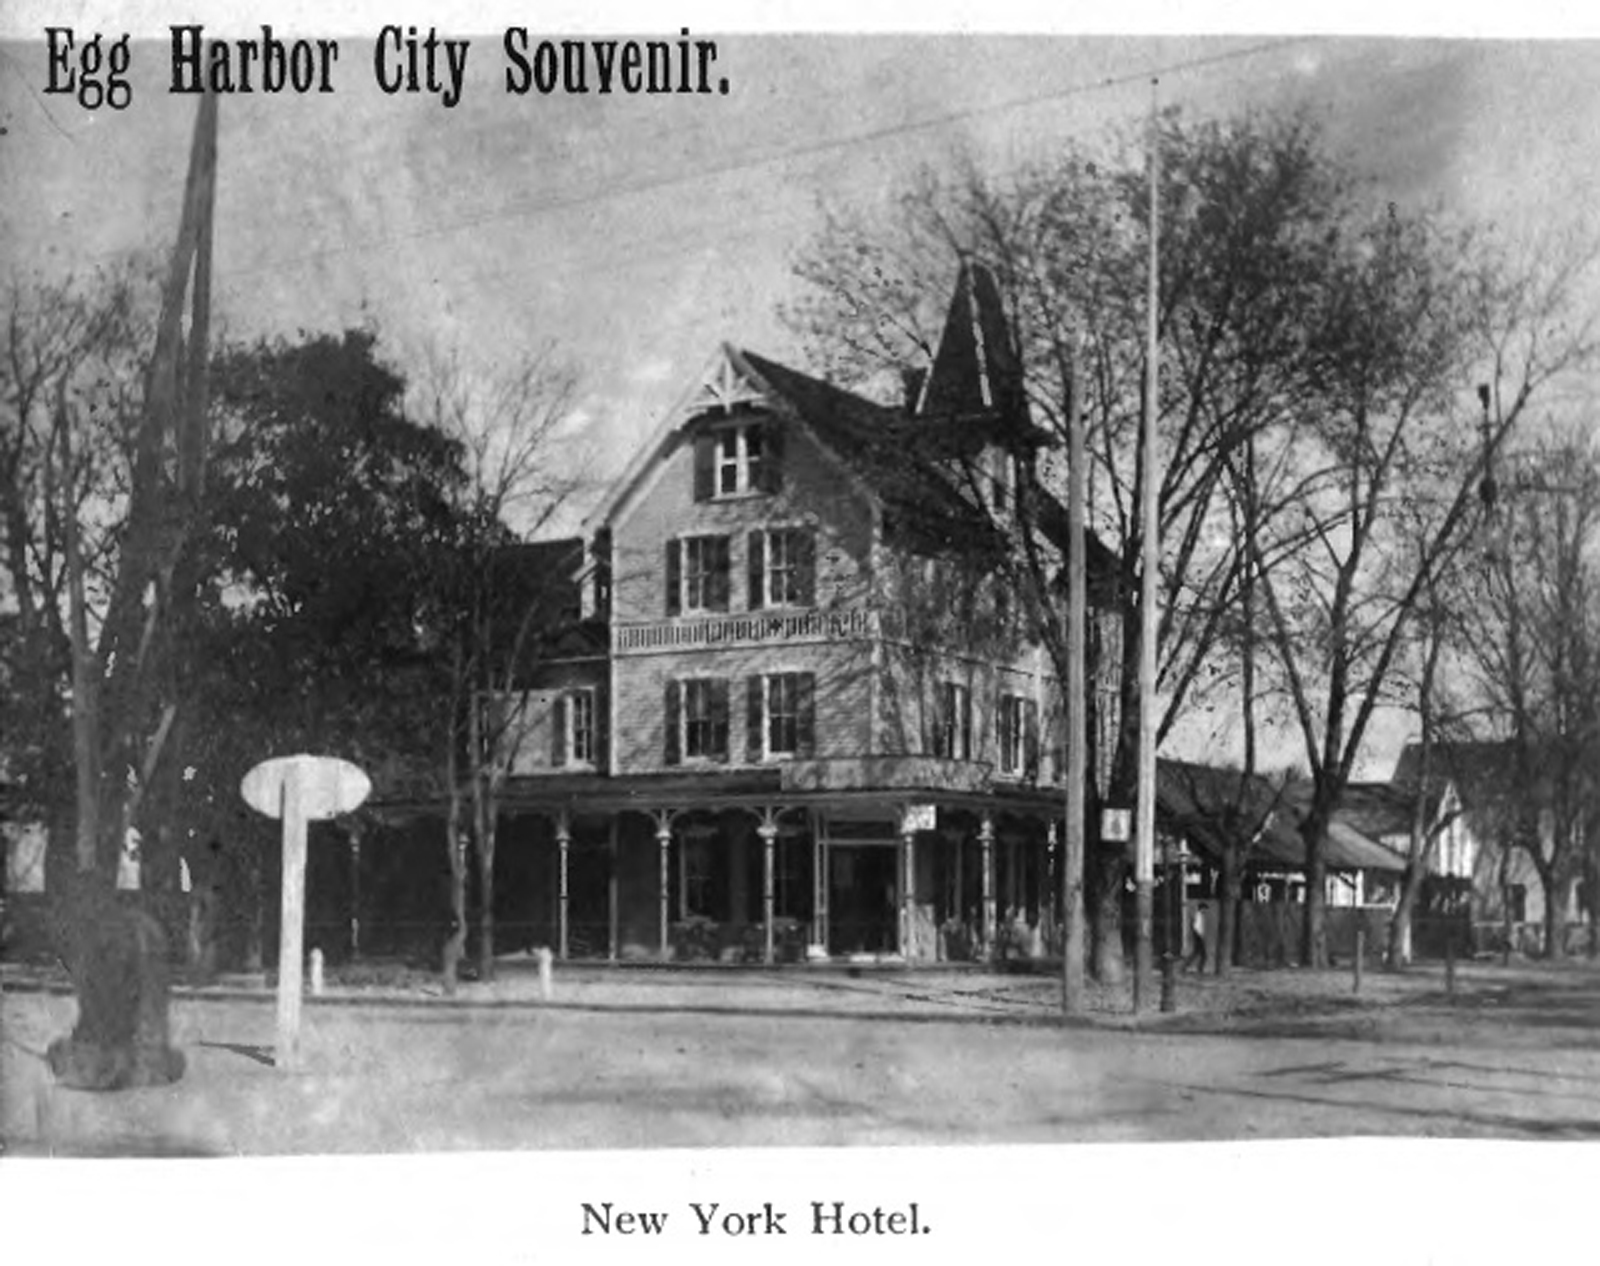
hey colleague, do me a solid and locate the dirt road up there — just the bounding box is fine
[7,963,1600,1155]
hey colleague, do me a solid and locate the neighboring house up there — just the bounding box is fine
[376,261,1119,965]
[1157,761,1405,908]
[1391,741,1575,943]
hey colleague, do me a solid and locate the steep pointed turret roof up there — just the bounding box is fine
[917,257,1026,424]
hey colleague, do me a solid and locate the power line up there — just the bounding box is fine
[214,36,1311,282]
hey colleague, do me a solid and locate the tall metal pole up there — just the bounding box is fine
[1062,334,1087,1015]
[1133,79,1161,1013]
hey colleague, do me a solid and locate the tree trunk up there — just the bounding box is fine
[442,785,468,994]
[1088,847,1126,984]
[1300,806,1329,968]
[474,780,497,983]
[1387,861,1423,971]
[1543,865,1564,960]
[1216,847,1240,977]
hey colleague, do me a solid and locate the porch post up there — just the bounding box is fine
[759,819,779,964]
[813,816,828,954]
[555,810,571,961]
[980,814,996,962]
[655,811,673,961]
[607,815,619,962]
[900,827,917,963]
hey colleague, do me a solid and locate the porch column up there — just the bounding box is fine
[555,810,571,961]
[900,827,917,964]
[980,814,996,962]
[654,811,673,961]
[813,820,828,953]
[759,820,779,964]
[607,816,619,962]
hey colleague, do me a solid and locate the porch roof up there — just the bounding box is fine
[374,760,1066,821]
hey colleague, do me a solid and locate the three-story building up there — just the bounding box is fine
[383,261,1116,967]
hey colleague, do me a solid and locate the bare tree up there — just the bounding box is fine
[1239,215,1598,967]
[787,111,1391,979]
[414,345,587,985]
[1456,426,1600,957]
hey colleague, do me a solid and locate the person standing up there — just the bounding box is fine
[1185,902,1208,973]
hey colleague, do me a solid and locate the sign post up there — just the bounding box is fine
[242,755,371,1071]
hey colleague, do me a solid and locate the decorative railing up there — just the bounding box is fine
[613,606,887,653]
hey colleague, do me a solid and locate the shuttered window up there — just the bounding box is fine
[747,527,815,609]
[746,672,815,760]
[666,535,730,615]
[667,677,729,763]
[998,693,1038,777]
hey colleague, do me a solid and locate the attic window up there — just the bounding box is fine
[717,423,764,496]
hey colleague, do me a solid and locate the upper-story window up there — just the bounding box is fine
[665,677,730,764]
[934,681,972,760]
[748,527,816,609]
[719,424,764,496]
[550,688,597,768]
[747,671,816,760]
[665,534,730,615]
[693,417,783,501]
[998,692,1038,777]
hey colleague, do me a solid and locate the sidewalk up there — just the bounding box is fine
[2,955,1123,1025]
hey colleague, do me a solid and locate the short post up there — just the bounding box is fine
[1445,931,1457,1001]
[535,946,553,1000]
[276,775,309,1071]
[1353,928,1364,996]
[309,947,324,998]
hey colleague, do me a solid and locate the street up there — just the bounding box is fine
[7,964,1600,1155]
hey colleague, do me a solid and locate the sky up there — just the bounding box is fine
[5,3,1600,774]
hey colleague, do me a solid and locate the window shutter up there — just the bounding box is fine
[594,686,609,771]
[665,539,681,616]
[747,531,766,610]
[928,682,947,757]
[759,422,784,493]
[693,435,714,501]
[551,694,567,768]
[709,678,730,762]
[709,535,731,612]
[664,680,681,765]
[747,675,765,762]
[797,673,816,759]
[1024,700,1040,779]
[960,688,973,761]
[795,529,816,606]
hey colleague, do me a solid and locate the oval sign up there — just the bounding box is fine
[241,754,372,822]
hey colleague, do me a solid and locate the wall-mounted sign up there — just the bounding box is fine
[900,804,937,834]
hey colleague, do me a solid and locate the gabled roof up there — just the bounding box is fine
[1158,761,1407,874]
[1391,740,1523,806]
[738,351,1003,556]
[1157,759,1303,867]
[1278,782,1409,873]
[1336,781,1426,841]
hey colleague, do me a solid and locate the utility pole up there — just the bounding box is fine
[1062,333,1087,1015]
[1133,79,1161,1012]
